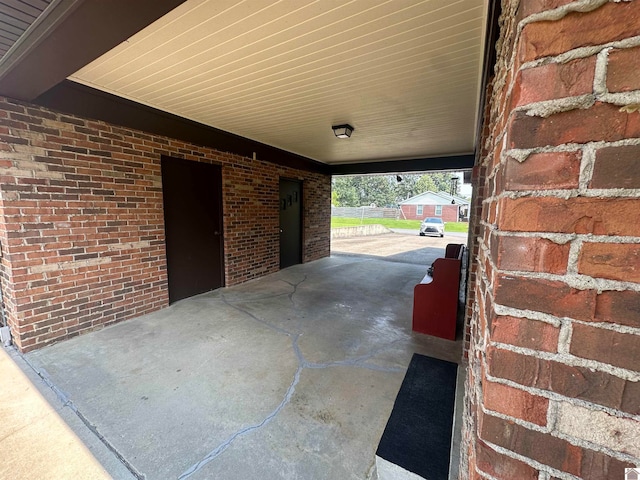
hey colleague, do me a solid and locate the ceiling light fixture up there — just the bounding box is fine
[332,124,354,138]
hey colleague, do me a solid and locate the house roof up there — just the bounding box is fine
[430,191,470,205]
[0,0,492,173]
[400,191,470,206]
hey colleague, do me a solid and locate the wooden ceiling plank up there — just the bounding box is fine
[0,18,24,36]
[0,27,20,41]
[1,0,45,18]
[125,25,480,109]
[98,3,481,100]
[0,12,30,31]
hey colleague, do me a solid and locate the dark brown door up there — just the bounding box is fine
[161,156,224,303]
[279,179,302,269]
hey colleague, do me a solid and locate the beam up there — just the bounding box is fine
[35,80,331,174]
[330,155,475,176]
[0,0,186,101]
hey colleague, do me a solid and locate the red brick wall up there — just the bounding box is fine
[463,1,640,478]
[0,98,330,352]
[400,204,459,222]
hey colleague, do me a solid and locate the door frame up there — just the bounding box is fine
[279,177,303,269]
[161,155,225,303]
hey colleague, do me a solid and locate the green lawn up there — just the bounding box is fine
[444,221,470,232]
[331,217,469,233]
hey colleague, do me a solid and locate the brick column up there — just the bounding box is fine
[463,1,640,478]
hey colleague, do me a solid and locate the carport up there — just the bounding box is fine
[4,0,635,478]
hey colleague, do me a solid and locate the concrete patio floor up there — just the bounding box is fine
[19,251,463,480]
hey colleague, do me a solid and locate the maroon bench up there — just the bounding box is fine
[412,244,465,340]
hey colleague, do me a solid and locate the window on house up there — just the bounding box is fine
[435,205,442,216]
[417,205,423,216]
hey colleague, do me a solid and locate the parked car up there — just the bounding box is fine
[419,217,444,237]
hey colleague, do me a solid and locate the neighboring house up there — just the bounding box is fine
[399,191,470,222]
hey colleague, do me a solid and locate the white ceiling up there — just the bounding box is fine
[69,0,488,165]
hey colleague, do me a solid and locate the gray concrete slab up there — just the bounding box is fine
[25,255,462,480]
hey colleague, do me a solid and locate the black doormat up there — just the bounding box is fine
[376,354,458,480]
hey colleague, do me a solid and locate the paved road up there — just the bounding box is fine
[331,230,468,266]
[390,228,468,238]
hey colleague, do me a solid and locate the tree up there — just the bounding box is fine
[332,172,464,207]
[332,177,358,206]
[415,175,437,194]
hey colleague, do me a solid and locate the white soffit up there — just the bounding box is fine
[70,0,488,165]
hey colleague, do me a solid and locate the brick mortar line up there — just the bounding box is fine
[490,231,640,244]
[519,94,595,118]
[547,399,560,433]
[473,462,502,480]
[519,33,640,70]
[476,241,496,283]
[506,137,640,163]
[484,369,640,422]
[517,93,640,120]
[480,439,584,480]
[557,319,573,356]
[492,304,563,327]
[594,47,610,96]
[479,403,552,434]
[521,0,610,25]
[568,316,640,335]
[492,307,640,344]
[489,340,640,381]
[566,238,584,280]
[495,187,640,199]
[493,267,640,292]
[578,144,596,192]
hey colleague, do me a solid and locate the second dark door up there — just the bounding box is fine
[279,179,302,269]
[161,156,224,303]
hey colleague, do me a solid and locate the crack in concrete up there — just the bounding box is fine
[179,276,403,478]
[18,351,145,480]
[220,294,293,336]
[297,337,406,373]
[178,335,304,479]
[281,274,307,305]
[219,275,308,336]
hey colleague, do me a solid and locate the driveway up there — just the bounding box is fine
[331,231,468,266]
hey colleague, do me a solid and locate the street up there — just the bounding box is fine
[330,230,468,266]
